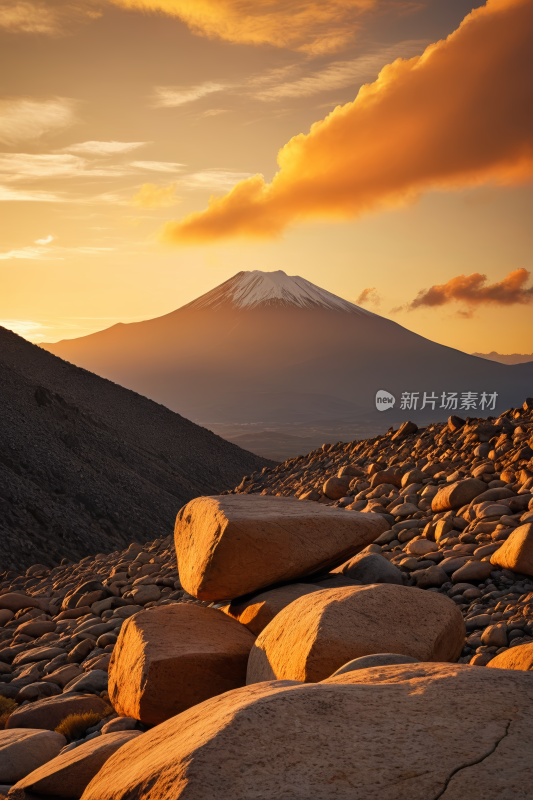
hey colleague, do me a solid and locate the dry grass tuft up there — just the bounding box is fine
[55,704,113,742]
[0,696,18,729]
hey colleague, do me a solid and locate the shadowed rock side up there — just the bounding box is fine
[0,327,274,573]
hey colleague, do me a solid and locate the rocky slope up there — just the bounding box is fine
[0,327,274,573]
[1,396,533,798]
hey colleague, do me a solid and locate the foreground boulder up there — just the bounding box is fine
[81,663,533,800]
[108,604,256,725]
[7,694,108,731]
[175,495,389,601]
[490,523,533,575]
[0,729,66,784]
[10,731,141,798]
[246,584,464,683]
[223,584,320,635]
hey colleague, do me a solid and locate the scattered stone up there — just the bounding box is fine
[332,553,403,585]
[488,642,533,671]
[491,523,533,575]
[7,694,108,732]
[432,479,487,512]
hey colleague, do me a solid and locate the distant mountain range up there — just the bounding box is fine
[42,270,533,428]
[0,326,273,572]
[472,351,533,365]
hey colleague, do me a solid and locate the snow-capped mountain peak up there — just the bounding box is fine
[184,270,374,315]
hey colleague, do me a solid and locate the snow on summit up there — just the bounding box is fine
[185,270,374,314]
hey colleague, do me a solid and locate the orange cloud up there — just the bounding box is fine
[160,0,533,245]
[110,0,385,54]
[405,269,533,313]
[356,287,381,306]
[131,182,179,208]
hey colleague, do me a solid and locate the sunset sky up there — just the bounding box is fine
[1,0,532,353]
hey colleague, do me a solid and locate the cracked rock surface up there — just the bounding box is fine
[82,662,533,800]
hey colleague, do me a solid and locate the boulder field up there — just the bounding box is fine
[1,398,533,798]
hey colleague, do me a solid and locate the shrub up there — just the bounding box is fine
[54,705,113,742]
[0,696,18,729]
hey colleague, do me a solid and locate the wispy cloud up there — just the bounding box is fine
[153,83,227,108]
[0,2,61,34]
[0,319,51,339]
[0,153,129,179]
[0,1,101,36]
[181,169,255,190]
[251,40,427,101]
[132,160,184,172]
[0,97,79,145]
[60,140,149,155]
[34,234,54,244]
[0,245,59,260]
[0,184,65,202]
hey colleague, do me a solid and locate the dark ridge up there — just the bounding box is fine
[0,326,275,573]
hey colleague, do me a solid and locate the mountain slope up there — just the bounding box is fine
[42,270,533,426]
[0,327,274,573]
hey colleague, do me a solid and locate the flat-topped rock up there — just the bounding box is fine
[80,663,533,800]
[246,584,464,684]
[174,495,389,601]
[108,604,256,726]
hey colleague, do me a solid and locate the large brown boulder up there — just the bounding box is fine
[7,694,108,731]
[11,731,141,798]
[488,642,533,671]
[80,663,533,800]
[223,584,320,635]
[174,495,389,601]
[490,523,533,575]
[432,478,486,512]
[246,584,464,684]
[108,604,256,726]
[0,729,66,784]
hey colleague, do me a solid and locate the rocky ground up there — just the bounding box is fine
[1,397,533,798]
[0,327,274,573]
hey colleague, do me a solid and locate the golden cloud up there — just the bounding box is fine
[356,287,381,307]
[131,182,179,208]
[159,0,533,245]
[109,0,384,54]
[405,269,533,312]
